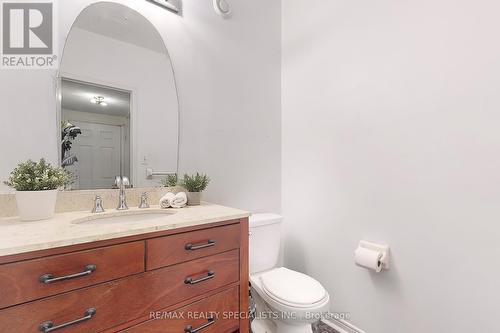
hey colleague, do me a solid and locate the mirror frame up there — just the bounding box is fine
[56,2,180,189]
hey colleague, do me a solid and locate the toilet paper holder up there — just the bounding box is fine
[358,240,390,270]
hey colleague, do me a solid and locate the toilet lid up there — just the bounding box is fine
[260,267,327,307]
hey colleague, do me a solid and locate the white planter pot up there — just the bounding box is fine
[187,192,202,206]
[16,190,58,221]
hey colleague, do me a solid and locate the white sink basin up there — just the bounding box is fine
[72,210,176,225]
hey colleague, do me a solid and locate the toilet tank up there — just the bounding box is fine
[249,213,282,274]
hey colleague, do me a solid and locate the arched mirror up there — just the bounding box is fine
[59,2,179,190]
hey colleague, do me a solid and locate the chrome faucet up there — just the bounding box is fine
[115,176,130,210]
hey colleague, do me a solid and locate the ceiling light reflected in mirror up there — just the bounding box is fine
[90,96,108,106]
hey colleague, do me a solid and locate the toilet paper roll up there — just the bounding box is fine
[355,247,383,273]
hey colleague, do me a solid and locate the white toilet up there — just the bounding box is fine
[249,214,330,333]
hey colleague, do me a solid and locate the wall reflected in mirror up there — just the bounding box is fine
[61,79,131,190]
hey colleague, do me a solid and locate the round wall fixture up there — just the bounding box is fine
[213,0,231,17]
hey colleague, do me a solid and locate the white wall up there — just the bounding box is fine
[282,0,500,332]
[0,0,281,213]
[174,1,281,212]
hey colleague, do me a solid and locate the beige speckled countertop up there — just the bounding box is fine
[0,203,249,257]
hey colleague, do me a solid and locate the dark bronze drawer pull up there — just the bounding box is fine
[184,271,215,285]
[38,308,96,332]
[185,240,216,251]
[184,316,215,333]
[39,264,97,284]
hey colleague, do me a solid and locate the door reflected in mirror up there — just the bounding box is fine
[61,79,131,190]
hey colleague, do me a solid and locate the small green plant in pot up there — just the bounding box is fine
[180,173,210,206]
[161,174,179,187]
[4,159,71,221]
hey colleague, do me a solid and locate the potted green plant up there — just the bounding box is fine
[180,173,210,206]
[4,159,71,221]
[161,174,179,187]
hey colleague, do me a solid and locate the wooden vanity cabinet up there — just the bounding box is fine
[0,218,249,333]
[123,287,240,333]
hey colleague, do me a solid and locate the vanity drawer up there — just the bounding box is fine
[0,242,144,309]
[122,286,240,333]
[0,250,239,333]
[146,223,240,270]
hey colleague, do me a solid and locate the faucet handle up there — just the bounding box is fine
[115,176,131,188]
[114,176,121,188]
[139,192,149,209]
[92,195,105,213]
[122,176,130,187]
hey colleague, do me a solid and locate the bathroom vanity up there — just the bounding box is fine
[0,204,250,333]
[0,1,252,331]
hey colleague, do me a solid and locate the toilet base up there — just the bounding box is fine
[251,318,276,333]
[276,321,313,333]
[251,318,314,333]
[251,284,320,333]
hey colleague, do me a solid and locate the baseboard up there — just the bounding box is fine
[321,317,366,333]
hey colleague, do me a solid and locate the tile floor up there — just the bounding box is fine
[312,321,341,333]
[250,321,340,333]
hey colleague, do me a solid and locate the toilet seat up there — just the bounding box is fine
[258,267,328,308]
